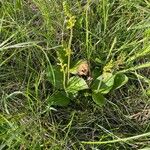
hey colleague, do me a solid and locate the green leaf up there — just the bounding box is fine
[118,62,150,73]
[47,66,63,89]
[67,76,89,94]
[92,73,115,94]
[146,89,150,97]
[113,73,128,90]
[92,68,102,79]
[126,45,150,63]
[92,92,106,107]
[48,91,70,106]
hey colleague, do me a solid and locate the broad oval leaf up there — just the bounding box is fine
[112,73,128,90]
[92,92,106,107]
[67,76,89,94]
[92,73,115,94]
[48,91,70,106]
[47,66,63,89]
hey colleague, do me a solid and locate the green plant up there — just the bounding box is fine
[46,1,150,108]
[47,55,150,107]
[1,0,150,149]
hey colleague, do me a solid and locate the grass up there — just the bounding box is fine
[0,0,150,149]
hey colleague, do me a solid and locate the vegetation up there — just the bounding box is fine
[0,0,150,149]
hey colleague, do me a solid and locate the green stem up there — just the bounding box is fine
[85,0,89,60]
[63,70,67,92]
[67,28,73,83]
[82,132,150,145]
